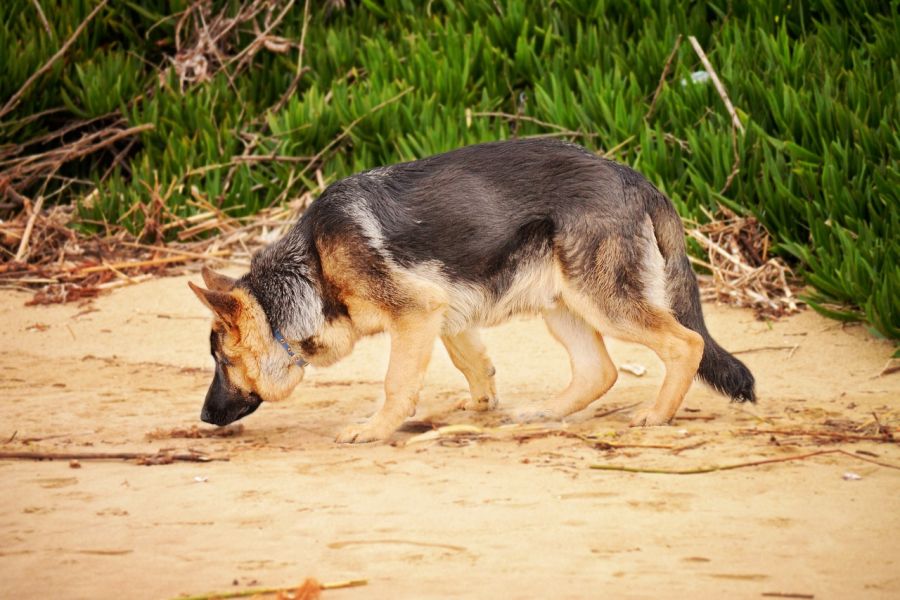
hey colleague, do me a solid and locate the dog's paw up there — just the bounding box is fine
[629,407,673,427]
[455,395,499,412]
[335,422,392,444]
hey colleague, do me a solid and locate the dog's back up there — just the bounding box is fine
[317,139,651,287]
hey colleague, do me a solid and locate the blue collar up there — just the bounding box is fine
[273,328,308,368]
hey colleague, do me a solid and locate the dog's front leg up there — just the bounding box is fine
[442,329,498,411]
[336,309,444,443]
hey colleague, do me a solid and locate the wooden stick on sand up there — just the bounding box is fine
[175,578,368,600]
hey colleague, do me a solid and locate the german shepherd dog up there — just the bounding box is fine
[190,139,755,442]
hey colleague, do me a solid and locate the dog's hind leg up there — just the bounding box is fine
[518,305,618,421]
[442,328,498,411]
[620,313,704,426]
[336,308,445,443]
[555,213,704,426]
[562,289,703,426]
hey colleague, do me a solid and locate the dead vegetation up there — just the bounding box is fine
[0,191,312,304]
[688,207,803,319]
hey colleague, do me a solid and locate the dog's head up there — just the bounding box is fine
[189,267,306,426]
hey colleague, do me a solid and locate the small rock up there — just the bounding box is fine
[619,363,647,377]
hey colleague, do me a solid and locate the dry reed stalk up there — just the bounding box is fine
[687,35,744,134]
[646,34,683,121]
[14,195,44,261]
[270,0,312,113]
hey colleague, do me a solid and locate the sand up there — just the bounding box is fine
[1,273,898,599]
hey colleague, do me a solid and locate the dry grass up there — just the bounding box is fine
[0,190,311,303]
[688,207,803,319]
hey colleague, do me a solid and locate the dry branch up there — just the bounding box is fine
[271,0,312,113]
[0,0,110,119]
[1,121,153,198]
[77,255,199,275]
[29,0,54,39]
[14,195,44,261]
[732,344,798,355]
[687,35,744,134]
[593,402,641,419]
[471,111,594,138]
[296,87,413,180]
[227,0,296,72]
[646,34,683,121]
[175,578,367,600]
[0,450,227,464]
[590,449,900,474]
[740,428,896,444]
[146,424,244,440]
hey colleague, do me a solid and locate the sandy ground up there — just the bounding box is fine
[1,273,899,599]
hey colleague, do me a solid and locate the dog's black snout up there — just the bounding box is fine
[200,406,216,425]
[200,404,232,426]
[243,392,263,418]
[201,372,263,426]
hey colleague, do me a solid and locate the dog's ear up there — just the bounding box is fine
[201,266,236,292]
[189,281,241,327]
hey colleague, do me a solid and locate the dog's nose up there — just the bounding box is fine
[201,403,238,426]
[201,406,230,426]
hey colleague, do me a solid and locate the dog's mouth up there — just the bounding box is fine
[201,392,263,427]
[237,393,263,419]
[235,392,262,421]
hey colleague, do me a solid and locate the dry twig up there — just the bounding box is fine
[740,428,896,444]
[29,0,54,39]
[732,344,799,355]
[271,0,312,113]
[646,34,683,121]
[687,35,744,134]
[14,195,44,261]
[0,449,227,464]
[175,578,367,600]
[590,449,900,474]
[0,0,110,119]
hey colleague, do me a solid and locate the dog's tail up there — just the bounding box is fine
[645,188,756,402]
